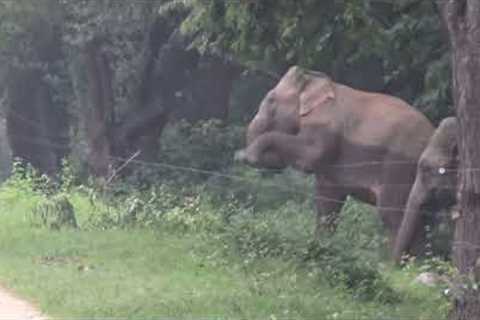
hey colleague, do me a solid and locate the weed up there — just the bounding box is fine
[30,193,78,230]
[0,168,450,319]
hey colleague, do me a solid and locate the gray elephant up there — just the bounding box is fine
[393,117,458,262]
[235,66,435,250]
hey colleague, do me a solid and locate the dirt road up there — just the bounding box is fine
[0,286,45,320]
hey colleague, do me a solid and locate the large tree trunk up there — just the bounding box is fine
[5,17,68,175]
[7,69,60,175]
[443,1,480,319]
[84,38,115,177]
[116,27,199,165]
[81,24,200,177]
[115,17,174,163]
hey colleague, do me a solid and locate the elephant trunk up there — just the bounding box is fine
[246,114,270,146]
[393,178,429,263]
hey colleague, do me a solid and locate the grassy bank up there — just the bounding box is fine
[0,171,450,319]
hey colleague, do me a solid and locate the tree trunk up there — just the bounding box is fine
[115,100,170,163]
[5,16,68,175]
[116,16,173,163]
[84,38,115,177]
[443,1,480,319]
[7,69,60,175]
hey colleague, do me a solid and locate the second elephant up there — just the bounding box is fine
[393,117,458,262]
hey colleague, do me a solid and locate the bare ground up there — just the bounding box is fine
[0,286,45,320]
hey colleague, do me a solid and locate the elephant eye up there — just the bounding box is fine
[419,159,431,172]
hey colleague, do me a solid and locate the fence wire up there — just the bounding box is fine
[4,108,480,253]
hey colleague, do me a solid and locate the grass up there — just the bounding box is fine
[0,179,451,319]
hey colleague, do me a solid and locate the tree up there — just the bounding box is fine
[0,1,69,175]
[179,0,452,123]
[0,0,456,179]
[64,0,164,176]
[63,0,203,176]
[63,0,239,177]
[442,1,480,319]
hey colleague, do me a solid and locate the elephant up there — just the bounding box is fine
[235,66,435,252]
[393,117,458,262]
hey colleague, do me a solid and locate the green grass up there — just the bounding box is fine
[0,182,450,319]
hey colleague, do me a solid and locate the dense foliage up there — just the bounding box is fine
[178,0,452,122]
[0,0,454,179]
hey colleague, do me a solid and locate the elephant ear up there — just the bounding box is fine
[298,73,336,117]
[429,117,459,166]
[441,117,459,166]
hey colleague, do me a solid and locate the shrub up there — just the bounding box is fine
[216,197,399,303]
[301,240,400,303]
[333,198,385,259]
[7,159,401,304]
[222,200,312,258]
[203,167,314,213]
[7,159,55,195]
[152,119,244,184]
[29,193,78,230]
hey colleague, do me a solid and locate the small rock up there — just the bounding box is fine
[414,272,439,287]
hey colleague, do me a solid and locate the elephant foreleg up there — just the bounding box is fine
[314,181,347,238]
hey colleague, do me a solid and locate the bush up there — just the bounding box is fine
[333,198,386,259]
[30,193,78,230]
[6,159,401,304]
[301,240,400,303]
[152,120,244,184]
[7,160,55,195]
[223,201,398,303]
[203,167,314,213]
[81,179,399,303]
[221,200,312,258]
[81,183,225,232]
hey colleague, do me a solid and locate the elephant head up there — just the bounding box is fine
[235,66,336,170]
[393,117,458,262]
